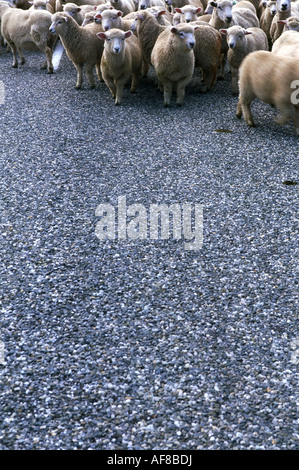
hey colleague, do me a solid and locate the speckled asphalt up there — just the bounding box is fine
[0,43,298,450]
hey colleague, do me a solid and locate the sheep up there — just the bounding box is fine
[174,5,203,22]
[150,23,198,106]
[219,25,268,94]
[11,0,32,9]
[236,50,299,136]
[109,0,135,15]
[148,6,172,24]
[259,0,277,48]
[49,11,104,87]
[165,0,207,11]
[55,0,107,13]
[97,28,142,104]
[138,0,166,10]
[208,0,260,29]
[277,15,299,32]
[270,0,291,44]
[272,29,299,55]
[96,8,134,30]
[29,0,54,12]
[130,9,166,76]
[62,2,86,22]
[208,0,259,77]
[1,8,55,71]
[0,0,12,52]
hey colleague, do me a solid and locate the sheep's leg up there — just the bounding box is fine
[163,79,173,107]
[115,76,129,105]
[9,43,18,68]
[200,65,217,93]
[74,63,84,89]
[176,78,190,106]
[102,73,116,99]
[130,71,140,93]
[85,63,95,89]
[238,95,255,127]
[95,63,103,82]
[43,46,54,74]
[236,97,243,118]
[141,59,150,78]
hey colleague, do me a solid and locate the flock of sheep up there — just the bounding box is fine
[0,0,299,134]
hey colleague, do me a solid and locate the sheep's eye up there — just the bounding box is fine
[179,32,185,37]
[218,6,222,9]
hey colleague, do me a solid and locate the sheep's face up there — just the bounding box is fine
[276,0,291,12]
[220,26,252,48]
[98,9,123,31]
[174,6,202,23]
[138,0,149,9]
[210,0,233,24]
[266,1,277,16]
[170,26,196,50]
[97,29,133,54]
[49,13,68,34]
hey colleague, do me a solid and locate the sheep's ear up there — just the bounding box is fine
[95,13,102,18]
[195,7,202,13]
[97,32,107,39]
[124,30,133,38]
[244,30,252,34]
[277,19,286,24]
[174,7,182,13]
[170,26,178,33]
[157,9,166,15]
[210,1,217,7]
[117,10,123,16]
[219,28,227,35]
[93,5,97,9]
[64,15,68,21]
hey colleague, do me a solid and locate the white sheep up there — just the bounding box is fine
[219,25,268,94]
[1,8,55,71]
[277,15,299,32]
[174,5,202,22]
[0,0,12,53]
[97,28,142,104]
[208,0,260,29]
[259,0,277,48]
[49,11,104,87]
[96,8,134,30]
[138,0,165,10]
[63,2,85,23]
[236,50,299,135]
[130,9,166,76]
[151,23,198,106]
[109,0,135,15]
[270,0,291,44]
[272,29,299,56]
[29,0,54,13]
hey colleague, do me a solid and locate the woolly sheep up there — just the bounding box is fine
[277,16,299,32]
[130,9,166,76]
[272,29,299,56]
[138,0,165,10]
[220,25,268,94]
[55,0,106,13]
[96,8,134,30]
[165,0,207,10]
[208,0,260,29]
[49,11,104,87]
[148,6,172,25]
[1,8,55,71]
[174,5,203,22]
[97,28,142,104]
[151,23,198,106]
[29,0,54,13]
[270,0,291,44]
[260,0,277,48]
[109,0,135,15]
[11,0,32,9]
[63,2,85,23]
[0,0,12,52]
[236,50,299,135]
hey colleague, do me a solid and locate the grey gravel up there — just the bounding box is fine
[0,45,298,450]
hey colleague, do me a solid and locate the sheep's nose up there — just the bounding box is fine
[104,26,109,30]
[226,16,232,23]
[189,42,195,48]
[186,18,190,22]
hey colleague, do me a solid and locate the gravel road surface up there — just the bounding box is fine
[0,44,298,450]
